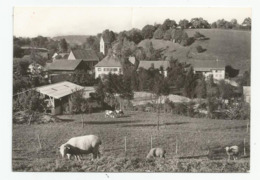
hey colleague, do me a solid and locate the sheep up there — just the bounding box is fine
[146,148,166,159]
[225,145,239,161]
[59,135,102,161]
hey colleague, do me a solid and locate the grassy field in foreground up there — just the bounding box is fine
[12,111,250,172]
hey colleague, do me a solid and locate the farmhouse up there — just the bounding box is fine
[47,59,85,75]
[94,55,123,78]
[68,49,99,70]
[190,59,225,80]
[138,60,170,77]
[36,81,84,115]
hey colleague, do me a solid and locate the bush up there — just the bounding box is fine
[69,90,89,114]
[196,45,204,53]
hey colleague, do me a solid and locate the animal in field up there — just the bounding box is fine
[59,135,102,161]
[146,147,166,159]
[105,110,115,118]
[225,145,239,161]
[114,109,124,117]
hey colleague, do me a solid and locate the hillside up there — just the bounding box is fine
[138,29,251,74]
[52,35,89,45]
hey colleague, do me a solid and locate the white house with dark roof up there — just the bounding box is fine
[138,60,170,77]
[94,55,123,78]
[190,59,226,80]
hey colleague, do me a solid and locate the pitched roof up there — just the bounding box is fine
[71,49,99,61]
[95,55,122,67]
[190,60,225,71]
[138,60,170,70]
[36,81,84,99]
[48,59,83,71]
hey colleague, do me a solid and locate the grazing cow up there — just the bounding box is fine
[146,147,166,159]
[225,145,239,161]
[59,135,102,161]
[114,109,124,117]
[105,110,115,118]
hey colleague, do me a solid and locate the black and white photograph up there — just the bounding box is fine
[10,5,252,173]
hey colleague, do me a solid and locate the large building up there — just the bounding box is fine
[94,55,123,78]
[68,49,99,70]
[138,60,170,77]
[47,59,85,75]
[190,59,226,80]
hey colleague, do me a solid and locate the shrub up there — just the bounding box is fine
[196,45,204,53]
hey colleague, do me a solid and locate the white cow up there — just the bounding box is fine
[59,135,102,161]
[114,109,124,117]
[105,110,115,118]
[225,145,239,161]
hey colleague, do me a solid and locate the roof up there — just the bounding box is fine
[36,81,84,99]
[48,59,83,71]
[95,55,122,67]
[190,60,225,71]
[70,49,99,61]
[138,60,170,70]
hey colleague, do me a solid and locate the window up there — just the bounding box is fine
[98,68,101,71]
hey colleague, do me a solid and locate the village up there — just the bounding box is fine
[12,12,251,172]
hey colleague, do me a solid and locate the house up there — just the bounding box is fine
[190,59,225,80]
[36,81,84,115]
[243,86,250,103]
[94,55,123,78]
[67,49,99,70]
[138,60,170,77]
[100,36,112,55]
[47,59,85,75]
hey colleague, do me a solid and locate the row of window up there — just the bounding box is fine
[97,68,120,72]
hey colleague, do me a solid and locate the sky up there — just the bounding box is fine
[13,7,251,37]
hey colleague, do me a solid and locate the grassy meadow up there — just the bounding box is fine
[12,111,250,172]
[138,29,251,74]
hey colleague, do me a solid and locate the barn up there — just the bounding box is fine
[36,81,84,115]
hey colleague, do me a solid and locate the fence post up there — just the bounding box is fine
[175,137,178,155]
[37,134,42,149]
[244,138,246,156]
[124,136,127,156]
[151,136,153,149]
[81,114,84,128]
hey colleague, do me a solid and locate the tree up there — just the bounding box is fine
[142,25,157,39]
[242,17,251,29]
[194,78,207,98]
[183,66,196,98]
[225,65,239,78]
[153,26,165,39]
[218,80,234,99]
[163,29,173,40]
[13,45,24,58]
[211,22,217,28]
[102,29,116,43]
[179,19,190,29]
[70,70,96,86]
[84,36,100,52]
[59,38,68,52]
[125,28,144,44]
[162,19,177,31]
